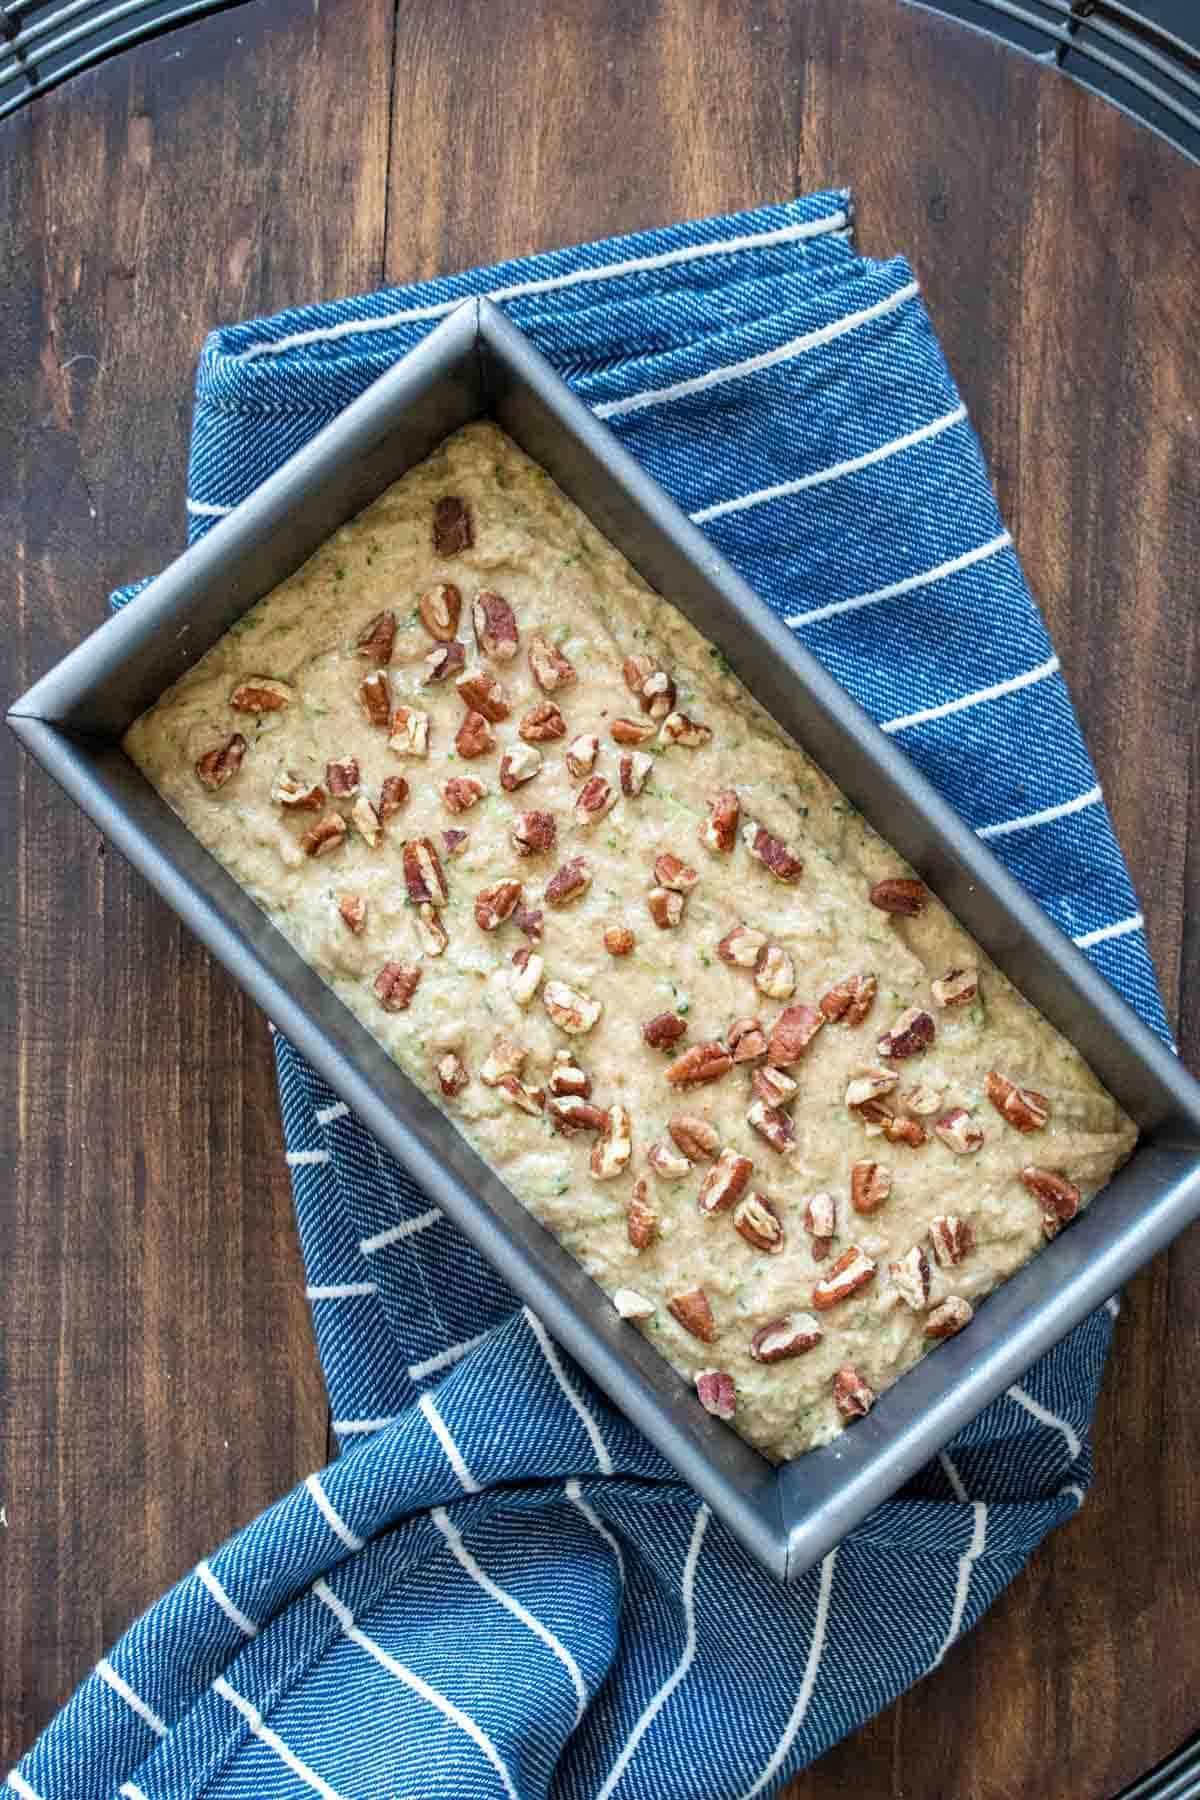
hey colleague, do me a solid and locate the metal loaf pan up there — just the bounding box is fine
[10,299,1200,1580]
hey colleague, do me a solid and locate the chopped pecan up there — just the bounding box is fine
[667,1286,716,1342]
[338,893,367,934]
[443,776,486,814]
[442,828,469,858]
[717,922,767,968]
[850,1159,892,1215]
[627,1183,660,1250]
[230,677,292,713]
[845,1068,900,1109]
[820,972,877,1026]
[418,582,462,641]
[986,1071,1050,1133]
[924,1297,973,1339]
[934,1108,985,1155]
[889,1245,931,1311]
[643,1011,687,1051]
[613,1287,656,1321]
[647,887,684,929]
[697,1147,753,1215]
[352,795,382,848]
[932,965,978,1008]
[549,1050,590,1097]
[195,733,247,790]
[733,1191,785,1254]
[603,924,635,956]
[511,811,557,858]
[728,1017,768,1064]
[767,1003,824,1067]
[356,610,396,663]
[455,670,510,722]
[928,1214,974,1266]
[379,774,409,819]
[388,706,430,758]
[812,1245,877,1310]
[543,979,602,1035]
[694,1369,736,1419]
[647,1140,692,1180]
[751,1313,822,1363]
[272,770,325,810]
[752,1065,796,1106]
[436,1051,469,1096]
[653,853,698,893]
[432,495,472,557]
[547,1095,608,1134]
[743,821,803,882]
[544,856,592,907]
[619,752,654,797]
[875,1111,928,1149]
[374,961,421,1012]
[479,1036,527,1085]
[495,1073,546,1115]
[611,716,658,746]
[500,743,542,791]
[902,1081,943,1116]
[357,670,391,729]
[402,837,448,906]
[474,879,523,931]
[665,1041,733,1088]
[508,947,543,1005]
[877,1007,936,1060]
[869,876,928,915]
[456,711,495,758]
[575,775,617,826]
[325,757,360,798]
[1020,1166,1081,1238]
[747,1099,796,1154]
[527,633,576,691]
[699,788,740,855]
[833,1365,875,1420]
[623,654,676,719]
[423,641,466,684]
[661,711,712,749]
[667,1115,720,1162]
[804,1191,836,1260]
[519,701,567,742]
[564,733,599,778]
[415,903,449,957]
[514,902,543,941]
[754,946,796,1000]
[590,1103,632,1179]
[472,590,519,661]
[301,812,348,857]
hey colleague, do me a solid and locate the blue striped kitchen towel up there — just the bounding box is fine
[9,188,1169,1800]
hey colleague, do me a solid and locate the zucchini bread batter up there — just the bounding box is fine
[125,422,1137,1462]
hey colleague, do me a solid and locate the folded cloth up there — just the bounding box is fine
[11,190,1168,1800]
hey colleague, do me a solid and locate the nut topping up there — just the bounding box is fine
[820,972,877,1026]
[356,610,397,663]
[619,753,654,797]
[519,701,567,742]
[666,1286,716,1343]
[812,1245,877,1310]
[301,812,348,857]
[699,788,740,855]
[747,1099,796,1154]
[694,1370,736,1419]
[564,733,599,778]
[474,879,524,932]
[549,1051,591,1098]
[902,1081,943,1116]
[717,923,768,968]
[472,590,519,660]
[929,1215,974,1266]
[479,1036,527,1085]
[864,1108,929,1149]
[379,774,410,820]
[338,893,366,934]
[443,776,486,814]
[374,962,421,1012]
[667,1116,720,1162]
[934,1108,985,1155]
[869,876,928,916]
[456,710,495,758]
[845,1068,900,1109]
[574,775,617,825]
[544,856,592,907]
[611,716,658,746]
[877,1007,936,1060]
[352,795,382,848]
[590,1103,632,1179]
[514,902,543,939]
[508,947,544,1005]
[230,678,292,713]
[653,852,699,893]
[647,888,684,929]
[455,670,511,722]
[767,1004,824,1067]
[547,1095,608,1134]
[325,757,360,798]
[357,670,392,729]
[500,743,543,791]
[804,1192,836,1260]
[833,1366,875,1421]
[889,1245,931,1311]
[697,1147,753,1215]
[415,904,449,957]
[1020,1166,1081,1238]
[627,1181,659,1250]
[751,1065,796,1106]
[402,837,449,906]
[432,495,472,556]
[442,828,470,858]
[661,711,712,749]
[643,1012,687,1051]
[986,1071,1050,1132]
[932,965,979,1008]
[754,946,796,1000]
[665,1041,733,1088]
[750,1313,822,1364]
[272,770,325,810]
[924,1297,973,1339]
[603,924,635,956]
[388,707,430,758]
[733,1191,785,1254]
[543,979,602,1035]
[436,1051,469,1096]
[422,641,466,684]
[851,1159,892,1215]
[495,1074,546,1116]
[527,633,576,691]
[511,811,557,858]
[647,1140,692,1180]
[196,734,248,790]
[743,821,803,883]
[623,655,676,719]
[418,582,462,641]
[728,1017,768,1064]
[613,1288,657,1322]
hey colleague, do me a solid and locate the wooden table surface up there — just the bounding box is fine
[4,0,1199,1792]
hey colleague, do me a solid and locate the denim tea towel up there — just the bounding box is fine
[8,189,1168,1800]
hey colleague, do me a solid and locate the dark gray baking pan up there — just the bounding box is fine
[10,298,1200,1580]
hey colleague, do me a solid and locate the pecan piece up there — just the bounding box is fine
[519,701,567,743]
[436,1051,469,1097]
[754,946,796,1000]
[230,677,292,713]
[845,1068,900,1109]
[418,582,462,641]
[851,1159,892,1215]
[733,1191,785,1255]
[527,633,576,691]
[743,820,803,882]
[514,902,543,940]
[833,1365,875,1421]
[902,1081,943,1116]
[590,1104,632,1179]
[877,1007,936,1060]
[564,733,599,778]
[456,711,495,758]
[423,641,466,685]
[575,775,617,826]
[613,1287,656,1321]
[619,752,654,797]
[379,775,409,819]
[195,733,247,790]
[925,1297,973,1340]
[549,1050,590,1097]
[986,1071,1050,1133]
[623,654,676,719]
[932,965,979,1009]
[812,1245,877,1310]
[752,1065,796,1106]
[694,1370,736,1419]
[547,1095,608,1134]
[509,948,543,1004]
[545,856,592,908]
[667,1286,716,1343]
[717,923,767,968]
[934,1108,985,1155]
[352,795,382,848]
[611,716,658,746]
[442,828,469,858]
[338,893,366,934]
[747,1099,796,1154]
[474,879,523,931]
[388,706,430,758]
[627,1182,660,1250]
[929,1215,974,1266]
[494,1073,545,1115]
[804,1192,836,1261]
[603,924,635,956]
[767,1003,824,1067]
[653,852,699,893]
[1020,1166,1081,1238]
[697,1147,753,1215]
[647,1140,692,1180]
[455,670,511,722]
[751,1313,822,1363]
[472,590,519,660]
[325,756,360,798]
[443,776,486,814]
[889,1245,931,1311]
[272,770,325,810]
[402,836,448,906]
[667,1116,719,1163]
[665,1041,733,1088]
[643,1011,687,1051]
[543,979,602,1035]
[728,1017,768,1064]
[647,888,684,930]
[301,812,348,857]
[820,972,877,1026]
[511,811,557,858]
[661,711,712,749]
[869,876,928,916]
[479,1036,527,1086]
[433,495,472,557]
[415,904,449,957]
[500,743,542,791]
[357,670,391,729]
[356,609,397,663]
[874,1110,928,1148]
[699,788,740,855]
[374,961,421,1012]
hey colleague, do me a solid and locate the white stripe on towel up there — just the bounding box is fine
[286,1148,331,1167]
[880,654,1060,735]
[931,1455,987,1669]
[95,1661,166,1737]
[522,1307,613,1475]
[407,1331,490,1381]
[315,1101,350,1126]
[7,1774,44,1799]
[737,1548,837,1798]
[305,1282,378,1301]
[215,1677,346,1799]
[419,1392,481,1493]
[1073,913,1144,950]
[305,1472,365,1552]
[196,1559,258,1637]
[1007,1383,1082,1460]
[977,784,1103,840]
[359,1209,443,1255]
[331,1415,400,1436]
[565,1477,627,1587]
[785,532,1012,629]
[185,496,233,517]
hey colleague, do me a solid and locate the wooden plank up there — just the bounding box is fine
[0,0,392,1761]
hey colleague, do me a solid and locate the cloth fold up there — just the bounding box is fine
[10,189,1166,1800]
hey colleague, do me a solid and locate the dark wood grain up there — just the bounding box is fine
[3,0,1198,1791]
